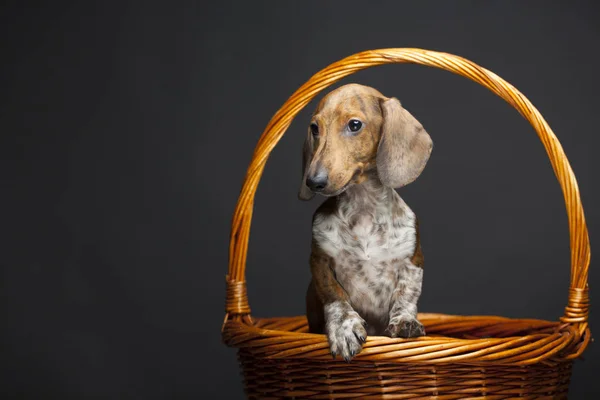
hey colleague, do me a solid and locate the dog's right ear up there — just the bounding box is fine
[298,129,315,201]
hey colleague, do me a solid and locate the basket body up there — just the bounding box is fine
[225,315,576,399]
[222,49,590,399]
[239,352,572,399]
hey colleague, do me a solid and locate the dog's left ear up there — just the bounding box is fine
[298,130,315,201]
[376,97,433,188]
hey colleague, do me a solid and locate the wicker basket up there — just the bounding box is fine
[222,48,591,399]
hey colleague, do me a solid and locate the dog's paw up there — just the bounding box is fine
[387,316,425,338]
[326,310,367,362]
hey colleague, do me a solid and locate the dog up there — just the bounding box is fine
[300,83,433,362]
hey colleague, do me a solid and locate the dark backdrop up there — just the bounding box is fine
[1,1,598,399]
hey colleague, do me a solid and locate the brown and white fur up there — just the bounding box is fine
[300,84,433,361]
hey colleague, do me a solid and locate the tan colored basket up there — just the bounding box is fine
[222,48,591,399]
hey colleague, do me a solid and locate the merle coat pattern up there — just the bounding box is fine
[301,84,433,361]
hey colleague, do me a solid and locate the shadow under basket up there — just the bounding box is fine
[222,48,591,399]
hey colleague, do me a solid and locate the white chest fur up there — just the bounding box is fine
[312,183,418,325]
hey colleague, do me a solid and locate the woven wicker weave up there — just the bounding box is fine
[222,48,591,399]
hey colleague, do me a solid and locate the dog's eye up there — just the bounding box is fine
[348,119,363,133]
[310,123,319,137]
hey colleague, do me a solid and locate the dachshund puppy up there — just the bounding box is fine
[300,84,433,361]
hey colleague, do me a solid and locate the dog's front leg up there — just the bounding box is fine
[387,262,425,338]
[310,246,367,361]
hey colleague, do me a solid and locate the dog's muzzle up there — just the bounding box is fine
[306,168,328,193]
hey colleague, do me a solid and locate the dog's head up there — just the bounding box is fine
[299,83,433,200]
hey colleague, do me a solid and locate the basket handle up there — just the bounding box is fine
[224,48,590,335]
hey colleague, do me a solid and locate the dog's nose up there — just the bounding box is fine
[306,169,328,192]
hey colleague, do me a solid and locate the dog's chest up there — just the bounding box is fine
[313,194,417,320]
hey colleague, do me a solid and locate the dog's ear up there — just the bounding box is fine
[298,129,315,200]
[376,97,433,188]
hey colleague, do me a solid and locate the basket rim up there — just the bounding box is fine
[223,313,590,366]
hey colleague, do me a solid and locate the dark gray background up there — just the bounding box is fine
[1,1,598,399]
